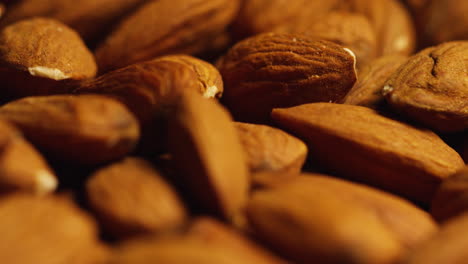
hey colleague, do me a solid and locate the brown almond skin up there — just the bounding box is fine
[168,90,249,222]
[0,194,109,264]
[272,103,465,204]
[0,119,57,195]
[248,174,406,264]
[86,157,187,239]
[0,18,96,99]
[95,0,240,72]
[431,166,468,222]
[344,55,408,109]
[0,95,140,165]
[275,11,378,69]
[402,212,468,264]
[218,33,357,123]
[384,41,468,132]
[230,0,342,40]
[235,122,307,175]
[0,0,148,42]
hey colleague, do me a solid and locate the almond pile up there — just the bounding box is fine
[0,0,466,263]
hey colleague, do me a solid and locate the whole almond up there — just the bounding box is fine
[431,166,468,222]
[0,18,96,99]
[275,11,378,69]
[0,119,57,195]
[344,55,408,109]
[248,174,437,263]
[86,157,187,239]
[235,122,307,175]
[383,41,468,132]
[0,0,148,41]
[0,95,140,165]
[95,0,240,72]
[402,212,468,264]
[0,194,109,264]
[168,90,249,222]
[272,103,465,204]
[218,33,357,123]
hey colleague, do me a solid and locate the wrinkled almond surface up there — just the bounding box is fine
[272,103,465,204]
[218,33,357,123]
[0,95,140,164]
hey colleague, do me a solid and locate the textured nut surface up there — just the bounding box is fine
[344,55,408,109]
[0,119,56,195]
[218,33,357,123]
[86,157,187,239]
[384,41,468,132]
[235,122,307,175]
[272,103,465,204]
[0,17,96,79]
[168,91,249,222]
[431,166,468,222]
[0,95,140,165]
[0,194,108,264]
[276,11,378,69]
[248,174,407,264]
[402,212,468,264]
[95,0,240,72]
[0,0,147,41]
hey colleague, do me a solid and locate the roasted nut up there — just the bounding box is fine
[0,194,109,264]
[248,174,437,264]
[0,0,147,41]
[0,119,56,195]
[0,95,140,165]
[384,41,468,132]
[0,18,96,99]
[235,122,307,175]
[272,103,465,204]
[401,212,468,264]
[218,33,357,123]
[86,157,187,239]
[95,0,240,72]
[168,90,249,222]
[344,55,408,109]
[431,166,468,222]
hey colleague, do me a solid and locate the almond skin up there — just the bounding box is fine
[218,33,357,123]
[86,157,187,239]
[235,122,307,175]
[384,41,468,132]
[0,119,57,195]
[95,0,240,72]
[0,95,140,165]
[343,55,408,109]
[272,103,465,204]
[0,194,109,264]
[0,0,148,41]
[0,18,96,99]
[431,166,468,222]
[168,90,249,222]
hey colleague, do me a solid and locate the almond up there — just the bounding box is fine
[218,33,357,123]
[0,119,56,195]
[168,90,249,222]
[431,166,468,222]
[235,122,307,175]
[0,0,148,41]
[86,157,187,239]
[0,95,140,165]
[384,41,468,132]
[343,55,408,109]
[271,103,465,204]
[0,18,96,99]
[0,194,108,264]
[95,0,240,72]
